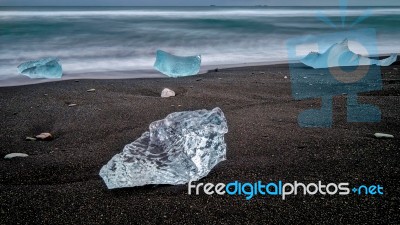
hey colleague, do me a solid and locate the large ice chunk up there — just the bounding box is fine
[153,50,201,77]
[17,57,62,79]
[301,39,397,69]
[99,107,228,189]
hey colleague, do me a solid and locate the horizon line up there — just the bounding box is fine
[0,5,399,7]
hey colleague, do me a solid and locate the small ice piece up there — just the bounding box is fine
[154,50,201,77]
[161,88,175,98]
[17,57,62,79]
[374,133,394,139]
[99,107,228,189]
[301,39,398,69]
[4,153,29,159]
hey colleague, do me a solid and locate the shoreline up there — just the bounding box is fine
[0,60,399,223]
[0,59,289,88]
[0,54,396,88]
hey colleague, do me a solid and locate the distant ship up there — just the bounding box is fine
[209,4,268,7]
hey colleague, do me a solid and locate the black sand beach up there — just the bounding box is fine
[1,61,399,224]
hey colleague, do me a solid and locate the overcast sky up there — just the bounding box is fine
[0,0,399,6]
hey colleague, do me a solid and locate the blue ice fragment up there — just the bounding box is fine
[99,107,228,189]
[301,39,397,69]
[153,50,201,77]
[17,57,62,79]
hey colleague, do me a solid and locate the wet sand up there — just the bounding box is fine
[0,61,399,224]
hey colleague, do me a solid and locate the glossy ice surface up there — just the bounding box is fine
[154,50,201,77]
[17,57,62,79]
[301,39,397,69]
[99,107,228,189]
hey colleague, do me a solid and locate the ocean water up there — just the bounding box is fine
[0,6,399,86]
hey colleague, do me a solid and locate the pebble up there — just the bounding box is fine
[374,133,394,139]
[4,153,29,159]
[25,137,36,141]
[161,88,175,98]
[36,133,53,141]
[284,76,288,79]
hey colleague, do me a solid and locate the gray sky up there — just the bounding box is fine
[0,0,399,6]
